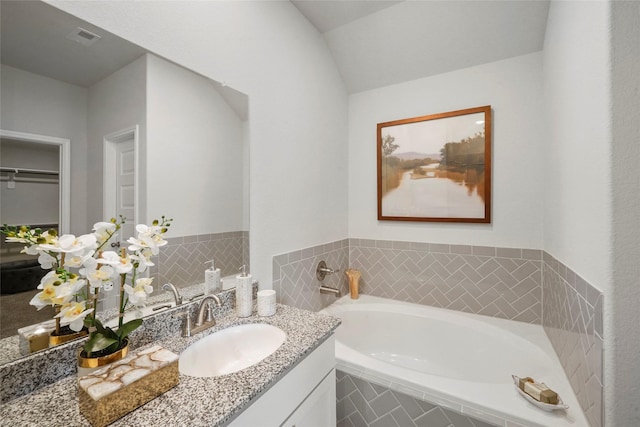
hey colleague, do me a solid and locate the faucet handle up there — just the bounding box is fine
[316,261,339,281]
[205,304,215,323]
[182,312,192,337]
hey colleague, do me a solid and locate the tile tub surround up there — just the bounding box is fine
[542,252,604,427]
[348,239,543,323]
[273,239,349,311]
[274,239,603,426]
[0,304,341,426]
[0,284,242,403]
[337,370,498,427]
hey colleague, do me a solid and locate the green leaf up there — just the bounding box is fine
[84,332,118,354]
[116,318,142,340]
[94,318,119,340]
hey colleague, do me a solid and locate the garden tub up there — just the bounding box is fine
[321,295,588,427]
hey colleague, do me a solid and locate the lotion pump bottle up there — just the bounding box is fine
[236,265,252,317]
[204,260,221,295]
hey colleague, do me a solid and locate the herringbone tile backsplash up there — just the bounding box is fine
[273,239,542,323]
[349,239,542,323]
[543,252,603,427]
[273,240,349,312]
[151,231,248,289]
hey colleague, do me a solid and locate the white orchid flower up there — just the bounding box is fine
[81,263,116,288]
[29,288,54,310]
[93,221,117,245]
[127,224,168,255]
[124,277,154,306]
[37,270,63,290]
[22,245,41,256]
[127,235,158,255]
[5,236,29,244]
[39,233,97,255]
[97,251,134,275]
[55,301,93,332]
[65,250,95,269]
[31,275,85,309]
[130,250,154,273]
[37,251,58,269]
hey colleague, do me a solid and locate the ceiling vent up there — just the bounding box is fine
[66,27,101,47]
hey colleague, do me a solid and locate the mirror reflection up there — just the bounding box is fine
[0,0,249,362]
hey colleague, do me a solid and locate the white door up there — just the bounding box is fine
[103,126,138,253]
[114,138,135,248]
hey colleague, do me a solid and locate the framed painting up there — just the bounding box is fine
[377,105,492,223]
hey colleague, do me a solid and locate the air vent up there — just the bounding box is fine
[66,27,101,47]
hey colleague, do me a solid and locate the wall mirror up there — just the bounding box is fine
[0,0,249,363]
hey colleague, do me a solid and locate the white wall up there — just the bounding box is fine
[146,54,244,236]
[242,120,250,231]
[47,0,349,286]
[542,0,640,425]
[542,0,612,293]
[0,64,88,233]
[87,55,147,227]
[348,53,545,248]
[609,2,640,425]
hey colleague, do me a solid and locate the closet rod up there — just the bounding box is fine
[0,166,59,176]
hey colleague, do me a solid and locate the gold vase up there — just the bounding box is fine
[77,339,129,377]
[345,269,361,299]
[49,326,88,347]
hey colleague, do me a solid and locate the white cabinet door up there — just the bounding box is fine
[280,369,336,427]
[229,336,335,427]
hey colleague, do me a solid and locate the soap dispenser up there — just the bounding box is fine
[235,265,252,317]
[204,260,221,295]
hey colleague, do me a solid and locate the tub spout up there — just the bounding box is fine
[320,285,341,297]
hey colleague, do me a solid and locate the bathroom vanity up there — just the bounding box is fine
[0,302,340,426]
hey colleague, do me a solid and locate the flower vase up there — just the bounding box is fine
[49,325,88,347]
[77,339,129,377]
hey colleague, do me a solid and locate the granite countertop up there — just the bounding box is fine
[0,304,341,426]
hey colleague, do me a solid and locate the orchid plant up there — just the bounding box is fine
[1,216,172,356]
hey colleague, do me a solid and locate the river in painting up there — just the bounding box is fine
[381,163,485,218]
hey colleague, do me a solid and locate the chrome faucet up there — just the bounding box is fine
[196,295,222,326]
[319,285,341,297]
[183,295,222,337]
[316,261,340,281]
[162,283,183,306]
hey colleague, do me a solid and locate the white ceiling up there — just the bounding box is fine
[292,0,550,94]
[0,0,147,88]
[290,1,403,33]
[1,1,550,100]
[0,0,248,121]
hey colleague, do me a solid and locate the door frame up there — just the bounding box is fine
[0,129,71,234]
[103,125,139,226]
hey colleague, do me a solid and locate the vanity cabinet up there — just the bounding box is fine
[228,335,336,427]
[280,368,336,427]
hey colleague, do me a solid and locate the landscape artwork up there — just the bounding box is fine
[377,106,492,223]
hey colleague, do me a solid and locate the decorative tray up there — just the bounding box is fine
[512,375,569,411]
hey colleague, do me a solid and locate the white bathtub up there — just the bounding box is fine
[321,295,589,427]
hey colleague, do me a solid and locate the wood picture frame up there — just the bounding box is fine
[377,105,492,223]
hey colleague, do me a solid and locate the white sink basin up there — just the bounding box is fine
[179,323,286,377]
